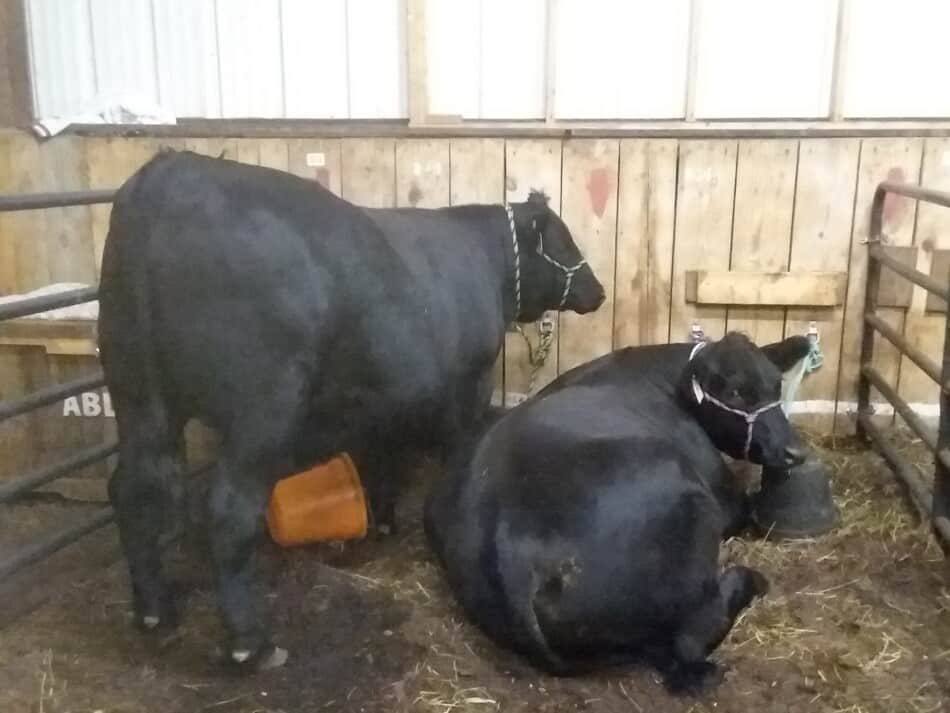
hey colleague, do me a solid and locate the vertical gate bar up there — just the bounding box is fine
[857,185,889,441]
[934,261,950,547]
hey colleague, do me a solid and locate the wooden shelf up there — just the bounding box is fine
[0,320,97,356]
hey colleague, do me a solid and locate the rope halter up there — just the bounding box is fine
[504,204,588,318]
[688,341,783,461]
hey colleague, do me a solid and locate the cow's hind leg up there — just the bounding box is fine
[664,566,768,694]
[109,421,183,637]
[209,406,300,671]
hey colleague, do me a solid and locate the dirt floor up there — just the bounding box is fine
[0,432,947,713]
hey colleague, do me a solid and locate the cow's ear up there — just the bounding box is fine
[761,335,811,373]
[527,190,551,232]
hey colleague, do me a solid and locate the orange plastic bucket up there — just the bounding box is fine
[266,453,368,546]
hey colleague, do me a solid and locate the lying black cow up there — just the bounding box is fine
[98,150,604,669]
[425,333,810,692]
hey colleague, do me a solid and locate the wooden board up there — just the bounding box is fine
[0,319,97,355]
[784,139,861,432]
[874,246,918,308]
[395,140,450,208]
[449,139,505,206]
[726,140,798,346]
[0,134,16,296]
[503,139,562,404]
[614,139,677,347]
[896,137,950,413]
[287,138,343,195]
[257,138,289,172]
[686,270,846,307]
[87,137,178,272]
[670,140,738,342]
[448,139,506,405]
[37,136,96,285]
[184,137,239,160]
[559,139,620,371]
[836,138,924,432]
[341,138,396,208]
[926,249,950,313]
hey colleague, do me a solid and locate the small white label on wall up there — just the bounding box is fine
[306,152,326,168]
[63,391,115,418]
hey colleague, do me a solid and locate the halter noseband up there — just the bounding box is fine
[504,204,587,318]
[688,341,783,461]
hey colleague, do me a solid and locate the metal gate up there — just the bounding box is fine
[857,180,950,549]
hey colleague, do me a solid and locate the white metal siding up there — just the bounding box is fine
[692,0,838,119]
[841,0,950,118]
[152,0,222,118]
[26,0,407,120]
[27,0,98,118]
[554,0,690,119]
[426,0,545,119]
[25,0,950,122]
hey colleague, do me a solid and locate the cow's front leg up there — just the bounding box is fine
[353,445,410,537]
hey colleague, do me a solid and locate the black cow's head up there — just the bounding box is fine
[680,332,811,468]
[510,191,605,322]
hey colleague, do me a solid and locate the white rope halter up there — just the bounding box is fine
[503,204,588,319]
[688,341,783,461]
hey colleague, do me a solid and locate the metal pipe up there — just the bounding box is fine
[861,364,939,451]
[0,189,115,212]
[872,181,950,214]
[0,506,114,580]
[869,245,949,303]
[0,286,98,322]
[935,260,950,547]
[864,313,945,389]
[0,372,105,423]
[857,413,932,520]
[857,252,884,442]
[0,442,118,503]
[0,459,216,580]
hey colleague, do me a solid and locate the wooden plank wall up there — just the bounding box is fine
[1,132,949,482]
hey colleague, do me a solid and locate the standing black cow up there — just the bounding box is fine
[425,333,810,692]
[98,150,604,669]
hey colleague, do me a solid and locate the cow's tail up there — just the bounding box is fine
[99,152,175,424]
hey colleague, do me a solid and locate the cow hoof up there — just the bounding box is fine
[228,645,289,672]
[665,661,724,696]
[258,646,289,671]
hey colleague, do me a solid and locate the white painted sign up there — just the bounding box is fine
[63,391,115,418]
[305,152,326,167]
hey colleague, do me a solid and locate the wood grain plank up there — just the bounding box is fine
[784,139,860,433]
[836,138,924,432]
[287,138,343,195]
[559,139,620,371]
[686,270,845,307]
[341,138,396,208]
[449,139,506,405]
[614,139,677,347]
[449,139,505,206]
[257,138,290,172]
[895,137,950,414]
[670,140,738,343]
[395,140,450,208]
[503,139,563,404]
[726,139,798,346]
[86,137,174,273]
